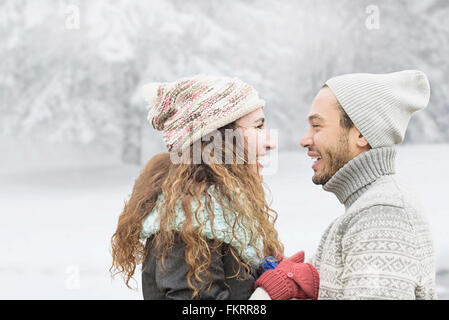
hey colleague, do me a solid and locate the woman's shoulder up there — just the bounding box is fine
[140,185,262,267]
[140,185,228,238]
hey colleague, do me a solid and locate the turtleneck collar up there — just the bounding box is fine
[323,146,396,209]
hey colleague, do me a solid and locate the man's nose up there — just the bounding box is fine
[300,130,312,149]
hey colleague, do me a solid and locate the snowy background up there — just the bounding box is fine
[1,0,448,299]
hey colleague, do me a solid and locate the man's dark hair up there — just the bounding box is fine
[322,84,354,130]
[338,104,354,130]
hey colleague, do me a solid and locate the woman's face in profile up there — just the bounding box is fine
[236,107,276,177]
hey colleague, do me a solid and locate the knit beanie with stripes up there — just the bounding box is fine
[325,70,430,148]
[142,74,265,152]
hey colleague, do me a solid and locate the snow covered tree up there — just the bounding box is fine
[1,0,448,166]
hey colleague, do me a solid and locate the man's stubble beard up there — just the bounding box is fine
[312,132,352,185]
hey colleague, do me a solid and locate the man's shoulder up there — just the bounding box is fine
[349,174,414,212]
[344,175,429,234]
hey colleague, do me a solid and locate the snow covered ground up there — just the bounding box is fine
[0,144,448,299]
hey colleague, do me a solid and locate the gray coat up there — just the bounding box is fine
[142,234,260,300]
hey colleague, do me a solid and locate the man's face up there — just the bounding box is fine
[300,87,355,185]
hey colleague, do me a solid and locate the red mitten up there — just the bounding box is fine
[254,251,319,300]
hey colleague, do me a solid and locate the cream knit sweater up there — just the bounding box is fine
[311,147,436,299]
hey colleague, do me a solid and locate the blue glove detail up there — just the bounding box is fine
[261,256,280,273]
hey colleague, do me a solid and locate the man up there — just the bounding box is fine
[299,70,436,299]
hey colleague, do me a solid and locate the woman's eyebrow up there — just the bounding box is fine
[254,117,265,124]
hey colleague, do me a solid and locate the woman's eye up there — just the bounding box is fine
[312,124,320,128]
[257,124,264,129]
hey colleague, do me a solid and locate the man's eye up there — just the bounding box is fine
[312,124,320,128]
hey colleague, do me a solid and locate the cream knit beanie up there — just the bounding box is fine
[325,70,430,148]
[142,74,265,152]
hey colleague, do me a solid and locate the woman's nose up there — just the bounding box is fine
[265,129,277,151]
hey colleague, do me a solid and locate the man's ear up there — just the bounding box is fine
[356,132,370,148]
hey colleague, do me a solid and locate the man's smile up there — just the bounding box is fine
[307,151,322,170]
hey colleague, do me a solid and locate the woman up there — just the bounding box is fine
[110,74,319,300]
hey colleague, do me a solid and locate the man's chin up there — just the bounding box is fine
[312,173,330,185]
[312,175,322,185]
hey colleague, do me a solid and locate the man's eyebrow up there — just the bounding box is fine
[308,114,325,122]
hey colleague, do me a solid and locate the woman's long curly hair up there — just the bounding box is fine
[110,121,284,298]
